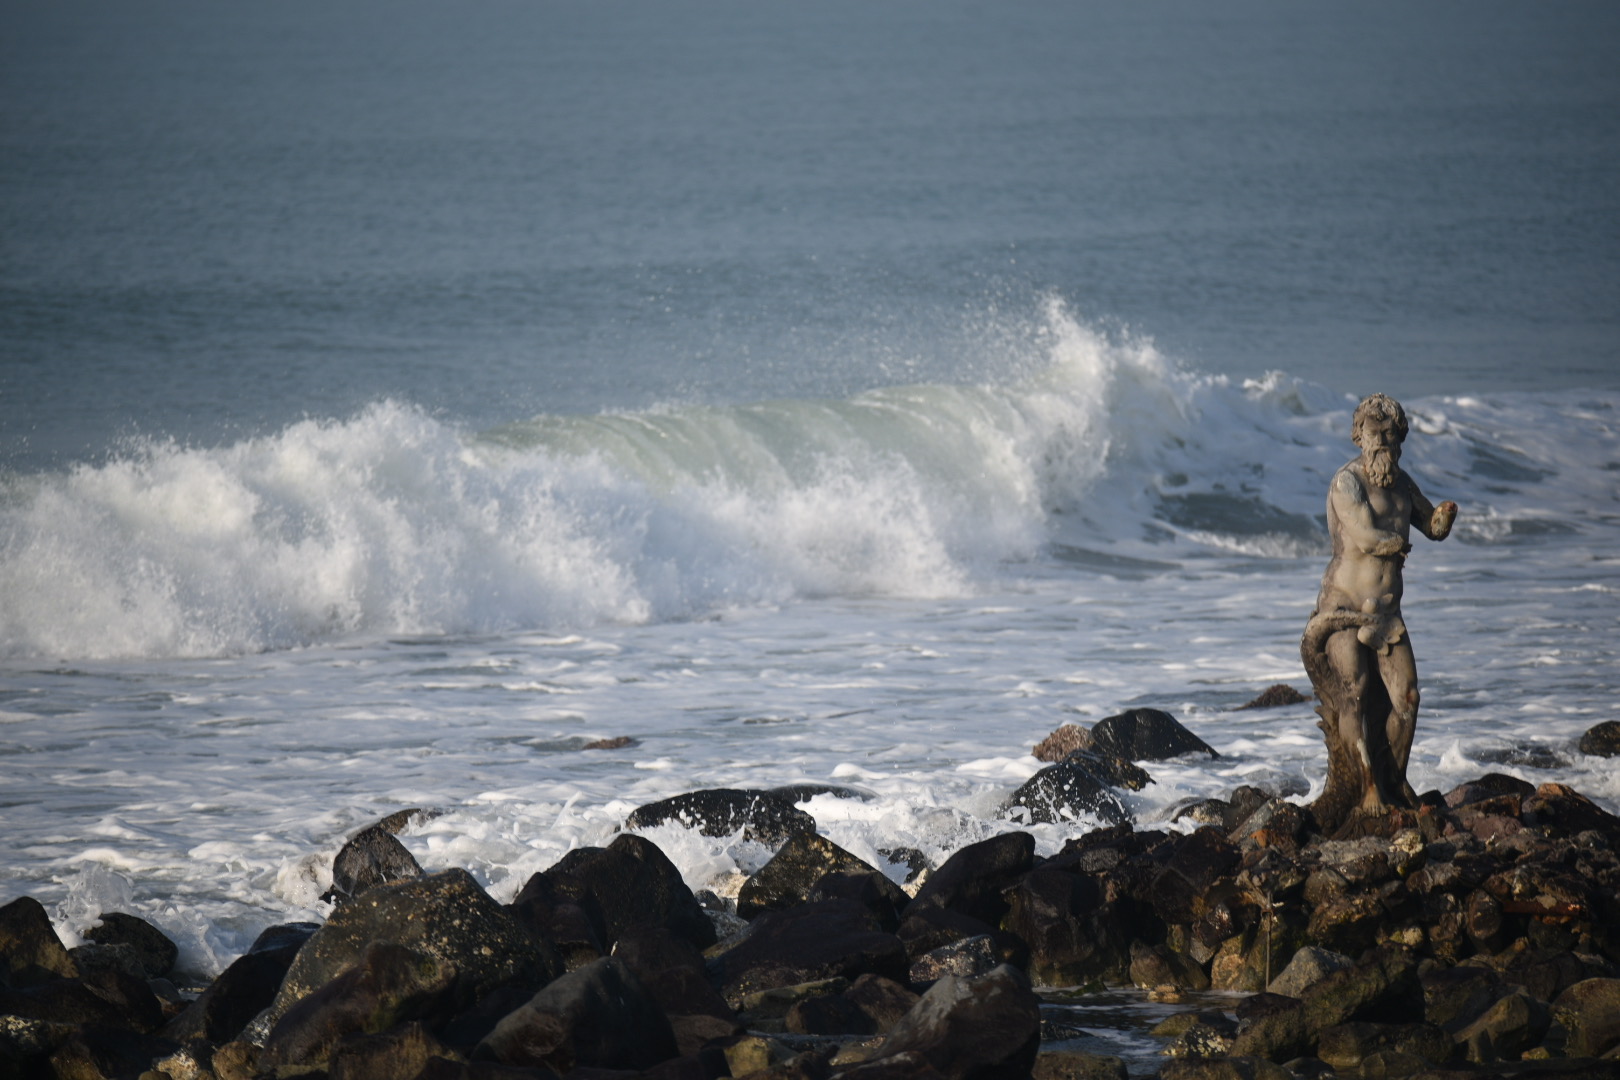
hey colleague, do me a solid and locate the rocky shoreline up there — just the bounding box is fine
[4,711,1620,1080]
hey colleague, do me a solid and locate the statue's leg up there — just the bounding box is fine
[1324,629,1380,810]
[1378,641,1420,803]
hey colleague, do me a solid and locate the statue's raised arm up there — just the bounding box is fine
[1302,393,1458,834]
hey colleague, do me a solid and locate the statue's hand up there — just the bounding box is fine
[1433,500,1458,539]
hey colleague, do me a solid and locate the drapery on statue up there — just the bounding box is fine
[1302,393,1457,832]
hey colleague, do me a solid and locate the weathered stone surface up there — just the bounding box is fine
[709,898,908,1006]
[1000,871,1130,987]
[611,924,734,1021]
[863,964,1040,1080]
[1523,783,1620,843]
[1420,963,1509,1035]
[1129,941,1210,991]
[1087,708,1218,761]
[907,832,1034,928]
[1033,724,1094,762]
[263,869,553,1033]
[1161,1011,1236,1059]
[0,970,159,1032]
[0,895,78,987]
[1455,989,1551,1063]
[325,1021,461,1080]
[326,824,423,904]
[477,955,676,1072]
[810,870,910,933]
[1578,720,1620,759]
[910,935,1003,985]
[1267,946,1353,999]
[1229,992,1309,1063]
[845,973,920,1033]
[1551,977,1620,1059]
[1237,685,1309,710]
[162,921,316,1044]
[1157,1057,1291,1080]
[1314,1021,1449,1072]
[46,1026,180,1080]
[1030,1048,1128,1080]
[1000,757,1137,826]
[1298,946,1422,1034]
[738,832,884,920]
[626,788,817,846]
[540,832,716,951]
[260,941,456,1071]
[80,912,177,980]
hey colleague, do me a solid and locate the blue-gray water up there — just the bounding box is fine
[5,0,1618,469]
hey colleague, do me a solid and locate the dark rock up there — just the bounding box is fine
[907,832,1035,928]
[0,895,78,986]
[1578,720,1620,759]
[1305,889,1387,956]
[1550,977,1620,1059]
[845,973,921,1033]
[1444,773,1537,808]
[325,824,423,904]
[1298,945,1422,1034]
[625,788,817,846]
[863,964,1040,1080]
[1237,685,1309,710]
[610,925,734,1021]
[260,941,456,1071]
[1000,871,1129,986]
[1087,707,1218,761]
[162,921,318,1044]
[1000,757,1137,827]
[768,782,876,804]
[1156,1057,1292,1079]
[581,735,637,750]
[409,1055,563,1080]
[910,935,1004,986]
[262,868,554,1035]
[668,1012,742,1058]
[709,899,909,1007]
[1032,724,1093,762]
[540,832,716,951]
[879,847,932,884]
[326,1021,460,1080]
[1029,1048,1127,1080]
[1315,1021,1449,1072]
[0,972,151,1031]
[80,911,177,979]
[1228,800,1309,852]
[1266,945,1353,998]
[1173,799,1232,829]
[833,1050,949,1080]
[1421,964,1509,1035]
[1455,989,1551,1063]
[1226,787,1272,830]
[786,990,875,1035]
[1229,992,1309,1063]
[507,872,604,972]
[1129,941,1210,991]
[478,955,678,1072]
[1475,743,1568,770]
[46,1026,180,1080]
[1523,783,1620,843]
[738,832,884,920]
[809,870,910,933]
[1160,1010,1236,1059]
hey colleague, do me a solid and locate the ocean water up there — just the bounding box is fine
[2,0,1618,983]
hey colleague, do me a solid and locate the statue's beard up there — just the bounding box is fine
[1365,447,1398,487]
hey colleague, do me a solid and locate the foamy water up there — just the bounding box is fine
[2,310,1617,980]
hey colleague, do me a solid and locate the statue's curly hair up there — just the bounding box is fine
[1351,393,1408,447]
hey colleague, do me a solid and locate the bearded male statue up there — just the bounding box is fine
[1302,393,1457,831]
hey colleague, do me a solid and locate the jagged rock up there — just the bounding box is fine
[769,782,877,804]
[626,788,817,845]
[809,870,910,932]
[1030,1048,1128,1080]
[1267,946,1352,998]
[834,1049,949,1080]
[507,872,605,972]
[708,898,909,1007]
[1421,964,1509,1035]
[1305,889,1387,956]
[1298,945,1422,1034]
[845,973,921,1032]
[261,869,553,1036]
[1160,1010,1236,1058]
[879,847,932,884]
[738,832,884,919]
[1142,828,1243,928]
[46,1027,181,1080]
[259,942,455,1071]
[1476,743,1568,770]
[862,964,1040,1080]
[733,974,847,1028]
[1173,799,1231,829]
[1001,871,1130,986]
[1229,992,1309,1063]
[1228,799,1309,851]
[787,989,876,1035]
[1033,724,1093,762]
[1523,783,1620,843]
[79,911,177,979]
[907,832,1034,928]
[1551,977,1620,1059]
[162,922,318,1044]
[476,955,678,1072]
[1087,708,1219,761]
[1000,755,1139,826]
[1578,721,1620,758]
[0,968,161,1032]
[1455,989,1551,1063]
[1129,941,1210,991]
[1237,685,1309,710]
[325,824,423,904]
[0,896,78,986]
[898,906,1027,969]
[910,935,1003,985]
[538,832,716,951]
[611,924,734,1021]
[1314,1021,1449,1072]
[1444,773,1537,808]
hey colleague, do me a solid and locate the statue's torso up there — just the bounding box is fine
[1318,460,1410,616]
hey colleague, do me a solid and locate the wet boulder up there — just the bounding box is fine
[709,898,909,1007]
[610,924,734,1022]
[323,1021,460,1080]
[1001,870,1131,987]
[625,788,817,846]
[1031,1049,1128,1080]
[1420,963,1510,1036]
[259,941,455,1072]
[768,782,877,804]
[476,955,678,1072]
[506,872,605,972]
[1228,992,1310,1063]
[1000,757,1134,827]
[897,905,1029,973]
[1032,724,1093,762]
[1523,783,1620,843]
[45,1027,181,1080]
[1297,945,1422,1034]
[324,824,423,905]
[539,832,716,951]
[0,896,79,986]
[1314,1021,1449,1073]
[1455,989,1551,1063]
[809,869,910,933]
[1266,946,1352,999]
[1551,977,1620,1059]
[162,922,318,1045]
[1578,720,1620,758]
[907,831,1035,928]
[0,968,161,1033]
[262,869,554,1035]
[909,935,1004,986]
[1087,708,1218,761]
[1443,773,1536,808]
[79,911,177,980]
[1237,685,1309,710]
[737,831,885,919]
[863,964,1041,1080]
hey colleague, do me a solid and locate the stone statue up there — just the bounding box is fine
[1301,393,1457,831]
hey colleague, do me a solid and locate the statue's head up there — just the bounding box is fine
[1352,393,1407,487]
